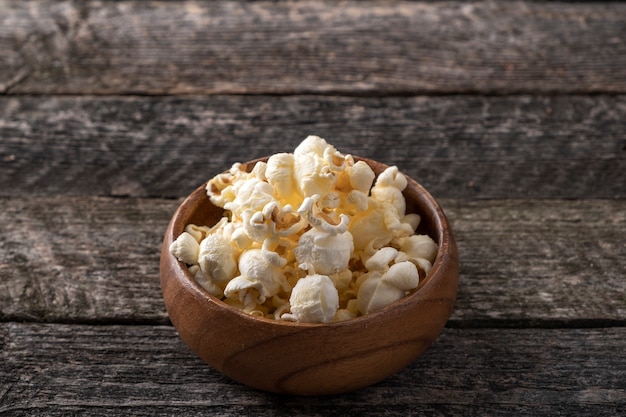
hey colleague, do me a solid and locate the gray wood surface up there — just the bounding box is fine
[1,197,624,325]
[1,0,625,414]
[2,95,624,199]
[1,323,624,416]
[1,1,625,95]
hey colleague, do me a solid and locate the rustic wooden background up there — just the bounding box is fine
[1,0,625,415]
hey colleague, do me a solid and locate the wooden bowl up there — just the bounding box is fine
[160,157,458,395]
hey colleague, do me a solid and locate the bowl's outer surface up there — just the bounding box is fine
[160,157,459,395]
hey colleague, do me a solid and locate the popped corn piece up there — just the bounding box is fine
[294,196,354,275]
[346,298,360,315]
[384,260,422,291]
[183,218,229,243]
[294,225,353,276]
[348,199,396,252]
[267,202,307,237]
[208,161,270,209]
[223,275,266,308]
[241,209,271,243]
[224,248,291,307]
[350,161,376,192]
[356,246,421,315]
[396,233,438,275]
[364,246,399,271]
[266,153,297,204]
[184,224,212,243]
[293,135,346,198]
[198,232,239,286]
[241,201,307,244]
[294,135,346,170]
[169,231,200,265]
[224,178,275,218]
[250,160,268,180]
[372,185,406,219]
[401,234,438,264]
[206,172,235,208]
[230,226,254,250]
[298,195,349,235]
[371,166,408,218]
[189,265,223,298]
[357,261,420,315]
[402,213,421,233]
[282,274,339,323]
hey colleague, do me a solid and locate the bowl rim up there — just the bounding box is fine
[163,156,455,328]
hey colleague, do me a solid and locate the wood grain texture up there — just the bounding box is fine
[446,199,626,327]
[1,95,624,199]
[0,197,171,324]
[1,0,623,412]
[1,323,624,415]
[1,0,625,95]
[1,197,624,325]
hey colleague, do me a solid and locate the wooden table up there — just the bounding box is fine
[1,1,625,415]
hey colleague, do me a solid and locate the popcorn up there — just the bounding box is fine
[294,226,353,276]
[292,135,350,199]
[344,159,376,194]
[357,248,420,315]
[223,248,290,310]
[189,265,223,297]
[396,234,438,275]
[282,274,339,323]
[168,231,200,265]
[371,165,408,217]
[265,153,297,204]
[170,136,437,323]
[198,232,239,286]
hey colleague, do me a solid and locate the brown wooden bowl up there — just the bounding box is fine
[160,157,458,396]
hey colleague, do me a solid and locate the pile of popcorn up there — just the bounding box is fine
[170,136,437,323]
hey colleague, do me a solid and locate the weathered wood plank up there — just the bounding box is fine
[0,197,170,324]
[1,323,624,416]
[1,197,624,325]
[446,199,626,327]
[1,0,625,95]
[1,95,624,199]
